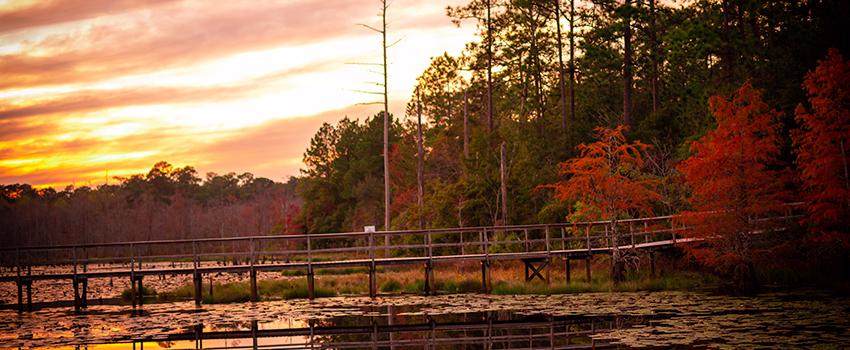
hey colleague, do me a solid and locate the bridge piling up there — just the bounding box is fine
[136,276,144,307]
[481,260,491,293]
[250,269,258,302]
[250,238,257,302]
[81,277,88,309]
[193,272,202,306]
[424,261,434,295]
[26,280,32,312]
[368,262,376,298]
[16,281,23,313]
[73,277,80,312]
[307,266,315,300]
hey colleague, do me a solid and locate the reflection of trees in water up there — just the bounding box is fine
[307,310,652,349]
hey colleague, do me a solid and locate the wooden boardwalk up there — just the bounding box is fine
[0,210,797,312]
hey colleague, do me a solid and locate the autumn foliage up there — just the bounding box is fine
[793,49,850,244]
[547,125,660,283]
[678,83,790,289]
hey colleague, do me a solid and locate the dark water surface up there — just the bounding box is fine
[1,290,848,349]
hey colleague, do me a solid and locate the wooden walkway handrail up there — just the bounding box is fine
[0,211,724,253]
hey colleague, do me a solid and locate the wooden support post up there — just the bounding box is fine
[250,238,257,302]
[650,251,656,277]
[193,272,202,306]
[209,274,213,296]
[565,257,571,283]
[136,276,144,307]
[73,247,80,313]
[73,279,80,312]
[250,268,258,302]
[424,261,434,295]
[585,256,591,282]
[130,243,137,309]
[26,281,32,312]
[81,278,88,309]
[307,266,315,300]
[481,260,491,293]
[16,281,23,313]
[368,262,377,298]
[131,275,137,309]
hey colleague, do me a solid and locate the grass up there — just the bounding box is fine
[150,256,722,303]
[491,270,718,295]
[380,279,403,292]
[120,286,157,301]
[157,278,338,303]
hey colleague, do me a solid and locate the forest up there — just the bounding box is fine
[2,0,849,286]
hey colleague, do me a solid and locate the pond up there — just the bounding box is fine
[1,289,848,349]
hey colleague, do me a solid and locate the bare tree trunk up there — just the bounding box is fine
[381,0,391,250]
[623,0,633,127]
[530,6,544,127]
[486,0,494,132]
[610,220,625,284]
[649,0,658,114]
[569,0,576,133]
[463,90,470,158]
[556,0,568,132]
[499,142,508,225]
[417,92,425,230]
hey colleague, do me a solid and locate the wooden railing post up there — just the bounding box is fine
[368,230,376,298]
[249,238,257,302]
[15,248,22,313]
[307,234,314,300]
[427,230,433,259]
[523,229,530,252]
[130,243,136,309]
[192,241,201,306]
[72,246,79,313]
[630,222,635,248]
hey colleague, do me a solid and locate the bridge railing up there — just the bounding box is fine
[1,202,805,278]
[0,214,689,277]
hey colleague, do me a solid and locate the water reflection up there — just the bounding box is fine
[5,291,849,349]
[97,310,642,349]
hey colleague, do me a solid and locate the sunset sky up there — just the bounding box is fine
[0,0,477,188]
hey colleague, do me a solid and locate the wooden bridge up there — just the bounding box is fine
[0,209,798,312]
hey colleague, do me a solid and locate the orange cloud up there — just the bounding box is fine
[0,0,476,188]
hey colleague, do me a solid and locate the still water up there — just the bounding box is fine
[1,290,848,349]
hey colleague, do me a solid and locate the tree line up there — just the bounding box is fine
[1,161,300,248]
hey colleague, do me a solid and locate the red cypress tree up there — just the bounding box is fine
[678,82,790,290]
[794,49,850,245]
[546,125,660,283]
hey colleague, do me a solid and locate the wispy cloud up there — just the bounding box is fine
[0,0,475,187]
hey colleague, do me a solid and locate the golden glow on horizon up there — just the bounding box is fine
[0,0,477,187]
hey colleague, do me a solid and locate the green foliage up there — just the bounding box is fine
[380,279,403,292]
[282,286,336,300]
[120,286,157,301]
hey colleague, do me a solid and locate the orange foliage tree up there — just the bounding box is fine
[546,125,660,283]
[678,82,790,290]
[794,49,850,245]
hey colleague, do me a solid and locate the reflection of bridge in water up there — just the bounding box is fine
[2,208,799,312]
[125,312,641,350]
